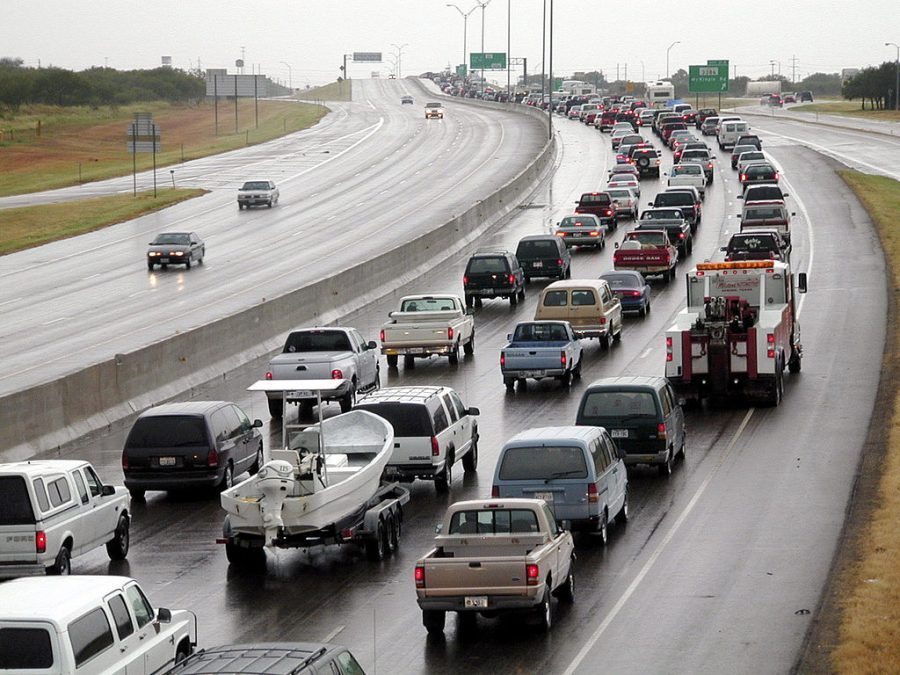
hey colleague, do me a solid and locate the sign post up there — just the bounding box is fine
[126,113,161,197]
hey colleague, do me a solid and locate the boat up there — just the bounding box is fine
[220,380,394,547]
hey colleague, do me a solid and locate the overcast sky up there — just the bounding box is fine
[3,1,897,86]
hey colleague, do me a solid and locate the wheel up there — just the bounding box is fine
[249,444,263,475]
[106,515,130,560]
[558,369,573,387]
[47,546,71,575]
[175,645,191,665]
[403,355,415,369]
[448,344,460,365]
[535,588,553,631]
[268,398,282,419]
[389,513,401,551]
[474,297,483,308]
[372,368,381,391]
[518,287,526,300]
[639,302,647,317]
[366,520,386,561]
[645,300,651,314]
[556,565,575,602]
[386,354,398,367]
[198,249,204,264]
[516,378,526,390]
[463,334,475,355]
[504,378,515,391]
[462,436,478,472]
[218,463,234,492]
[267,200,273,208]
[435,454,453,492]
[613,321,622,342]
[600,334,611,350]
[147,262,154,271]
[572,358,582,380]
[225,541,266,567]
[617,488,629,525]
[238,203,244,210]
[658,451,673,477]
[788,350,801,373]
[129,488,145,501]
[339,385,356,413]
[769,365,784,407]
[510,292,518,306]
[597,509,609,545]
[465,295,473,308]
[524,275,531,284]
[423,610,446,634]
[185,258,191,269]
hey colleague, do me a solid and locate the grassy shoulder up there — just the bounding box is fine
[0,188,207,255]
[0,99,327,197]
[831,172,900,671]
[295,80,352,102]
[793,100,900,122]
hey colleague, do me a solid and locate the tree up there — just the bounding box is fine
[0,57,24,68]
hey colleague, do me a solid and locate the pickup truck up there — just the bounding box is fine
[738,200,794,243]
[574,192,618,231]
[380,294,475,368]
[237,180,279,209]
[425,102,444,119]
[264,327,380,418]
[0,460,131,577]
[666,163,707,198]
[649,188,701,231]
[613,230,679,282]
[414,498,575,633]
[500,321,582,390]
[721,229,791,262]
[635,208,693,256]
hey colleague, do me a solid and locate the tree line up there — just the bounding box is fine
[0,57,205,109]
[843,61,898,110]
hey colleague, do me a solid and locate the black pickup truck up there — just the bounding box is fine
[648,189,701,232]
[634,208,693,257]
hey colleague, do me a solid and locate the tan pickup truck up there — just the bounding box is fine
[414,498,575,634]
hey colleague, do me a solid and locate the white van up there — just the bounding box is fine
[717,120,750,149]
[0,576,196,674]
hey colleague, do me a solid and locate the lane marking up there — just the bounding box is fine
[82,274,100,280]
[639,347,652,359]
[562,408,756,675]
[322,625,345,642]
[0,297,22,308]
[42,316,70,326]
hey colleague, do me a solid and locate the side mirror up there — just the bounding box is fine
[791,212,796,216]
[560,519,572,531]
[736,214,742,219]
[101,485,115,497]
[647,201,653,206]
[720,246,727,252]
[617,447,627,460]
[614,242,620,250]
[466,308,474,316]
[736,194,743,199]
[506,333,512,341]
[434,523,444,534]
[467,406,480,416]
[156,608,172,624]
[797,272,808,294]
[678,397,687,407]
[367,340,378,350]
[253,419,264,428]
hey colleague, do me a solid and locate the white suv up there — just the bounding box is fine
[355,386,480,492]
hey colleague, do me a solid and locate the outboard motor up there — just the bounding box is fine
[256,459,293,545]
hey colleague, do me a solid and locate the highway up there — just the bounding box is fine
[24,89,889,674]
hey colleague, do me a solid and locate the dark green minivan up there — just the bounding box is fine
[575,376,686,476]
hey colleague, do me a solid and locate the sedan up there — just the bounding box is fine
[606,188,639,220]
[554,214,607,249]
[401,95,414,104]
[731,144,759,169]
[740,163,780,192]
[736,151,767,174]
[147,232,205,271]
[600,271,651,316]
[606,176,641,197]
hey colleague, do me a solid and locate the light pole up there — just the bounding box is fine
[446,3,478,78]
[769,60,781,78]
[279,61,292,91]
[666,41,680,80]
[887,42,900,111]
[507,0,511,100]
[475,0,493,96]
[391,43,409,79]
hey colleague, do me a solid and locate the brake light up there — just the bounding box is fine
[666,336,673,362]
[415,565,426,588]
[491,485,500,498]
[121,453,128,471]
[740,174,747,181]
[331,369,343,379]
[500,352,506,367]
[626,290,641,297]
[679,232,686,239]
[207,448,219,468]
[431,436,440,457]
[767,333,776,358]
[589,230,599,236]
[448,326,454,340]
[707,162,713,169]
[774,172,780,180]
[265,371,273,380]
[587,482,599,504]
[463,275,469,285]
[658,422,668,438]
[36,531,46,553]
[508,274,515,285]
[557,259,563,266]
[379,329,385,342]
[605,209,613,216]
[560,351,567,366]
[526,564,540,586]
[599,316,606,325]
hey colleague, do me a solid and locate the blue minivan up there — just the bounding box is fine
[491,426,628,543]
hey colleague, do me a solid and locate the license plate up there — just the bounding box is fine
[160,258,170,263]
[481,288,495,294]
[408,347,424,354]
[611,429,629,438]
[158,456,176,467]
[287,390,314,398]
[533,491,554,502]
[523,370,546,378]
[533,261,543,268]
[464,596,488,609]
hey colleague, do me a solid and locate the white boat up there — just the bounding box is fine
[221,380,394,546]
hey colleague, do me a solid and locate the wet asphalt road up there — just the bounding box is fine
[33,108,887,674]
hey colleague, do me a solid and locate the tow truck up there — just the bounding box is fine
[665,260,807,406]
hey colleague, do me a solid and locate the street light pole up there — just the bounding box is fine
[391,43,409,79]
[279,61,292,91]
[446,4,478,77]
[666,41,680,80]
[548,0,553,139]
[476,0,492,96]
[887,42,900,111]
[507,0,511,100]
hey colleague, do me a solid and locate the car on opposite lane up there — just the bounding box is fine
[146,232,205,271]
[237,180,279,209]
[401,95,414,104]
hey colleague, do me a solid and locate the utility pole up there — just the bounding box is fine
[548,0,553,139]
[790,55,798,85]
[240,47,246,74]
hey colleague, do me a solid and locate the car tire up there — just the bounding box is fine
[510,292,518,306]
[658,451,673,477]
[516,377,527,390]
[386,354,398,368]
[535,588,553,631]
[435,453,453,492]
[573,358,582,380]
[267,200,273,208]
[403,355,415,369]
[474,297,483,308]
[268,398,282,419]
[218,463,234,492]
[339,384,356,413]
[185,258,191,269]
[47,546,71,576]
[600,334,611,350]
[464,334,475,355]
[147,262,154,271]
[504,377,515,392]
[462,437,478,472]
[448,344,460,366]
[249,444,263,475]
[423,610,446,634]
[556,565,575,603]
[613,320,622,342]
[518,287,525,300]
[789,349,801,373]
[617,488,629,525]
[558,369,572,387]
[106,515,130,561]
[366,520,386,561]
[465,295,473,308]
[597,508,609,545]
[524,275,531,284]
[129,488,145,501]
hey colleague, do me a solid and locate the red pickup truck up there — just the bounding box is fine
[613,230,679,282]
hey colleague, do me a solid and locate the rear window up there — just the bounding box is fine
[0,627,53,669]
[602,273,639,290]
[580,390,659,421]
[578,194,611,205]
[571,290,596,306]
[542,290,568,307]
[746,166,775,177]
[125,415,209,449]
[516,240,558,257]
[672,165,701,176]
[448,508,540,534]
[654,193,691,206]
[744,207,785,220]
[730,235,779,252]
[559,216,597,228]
[0,476,35,525]
[400,297,456,311]
[69,608,114,668]
[354,402,433,437]
[466,257,507,274]
[512,323,569,341]
[284,330,352,352]
[498,446,588,480]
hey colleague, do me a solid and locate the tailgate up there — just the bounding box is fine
[465,272,513,290]
[504,344,567,371]
[615,251,668,265]
[0,524,39,565]
[422,558,528,596]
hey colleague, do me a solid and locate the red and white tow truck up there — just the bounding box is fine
[665,260,807,406]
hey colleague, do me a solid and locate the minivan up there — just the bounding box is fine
[122,401,264,500]
[576,376,686,476]
[492,426,628,542]
[534,279,623,347]
[717,120,751,149]
[516,234,571,282]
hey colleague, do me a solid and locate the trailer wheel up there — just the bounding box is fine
[388,514,401,551]
[423,610,446,634]
[366,520,386,561]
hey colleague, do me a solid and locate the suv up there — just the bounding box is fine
[694,108,717,128]
[630,148,662,177]
[576,376,686,476]
[736,133,763,150]
[650,188,702,230]
[740,184,789,204]
[598,110,617,131]
[516,234,571,281]
[574,192,618,230]
[0,461,131,577]
[122,401,264,500]
[170,643,364,675]
[355,386,479,492]
[237,180,279,209]
[722,230,791,262]
[463,250,526,307]
[739,163,779,192]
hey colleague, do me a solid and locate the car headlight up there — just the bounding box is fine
[173,251,184,256]
[148,252,158,257]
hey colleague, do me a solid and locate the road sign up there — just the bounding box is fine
[689,64,728,93]
[456,64,467,76]
[707,59,729,67]
[353,52,382,62]
[625,81,635,93]
[470,52,507,70]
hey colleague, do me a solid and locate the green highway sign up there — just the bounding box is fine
[707,59,729,67]
[470,52,507,70]
[689,64,729,93]
[456,64,467,76]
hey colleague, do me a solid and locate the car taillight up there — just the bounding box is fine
[35,531,47,553]
[707,162,713,169]
[500,352,506,367]
[491,485,500,497]
[599,316,606,324]
[379,329,385,342]
[331,369,343,379]
[265,371,273,380]
[666,336,673,362]
[774,172,780,180]
[589,230,599,236]
[415,565,426,588]
[508,274,515,285]
[587,482,599,503]
[121,453,128,471]
[740,174,748,181]
[431,436,440,457]
[605,209,613,216]
[626,290,641,297]
[448,326,454,340]
[679,232,686,239]
[557,259,563,266]
[658,422,668,438]
[560,351,567,366]
[463,275,469,285]
[207,448,219,468]
[767,333,776,358]
[526,564,540,586]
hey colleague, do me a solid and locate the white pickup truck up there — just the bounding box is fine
[666,163,707,198]
[380,294,475,368]
[264,327,380,418]
[425,102,444,119]
[0,460,131,577]
[415,498,575,633]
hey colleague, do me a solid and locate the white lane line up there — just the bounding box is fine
[82,273,100,280]
[0,297,22,308]
[128,291,147,298]
[562,408,756,675]
[639,347,652,359]
[42,316,70,326]
[759,129,900,180]
[322,625,345,643]
[291,230,305,237]
[326,215,336,221]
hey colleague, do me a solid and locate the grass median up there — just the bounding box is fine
[793,101,900,122]
[295,80,352,102]
[830,172,900,671]
[0,188,207,255]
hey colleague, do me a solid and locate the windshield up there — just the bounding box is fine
[284,330,352,352]
[559,216,597,228]
[498,446,588,480]
[425,102,441,108]
[517,240,558,256]
[641,210,682,220]
[579,194,611,205]
[241,181,270,190]
[579,391,658,421]
[151,233,190,245]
